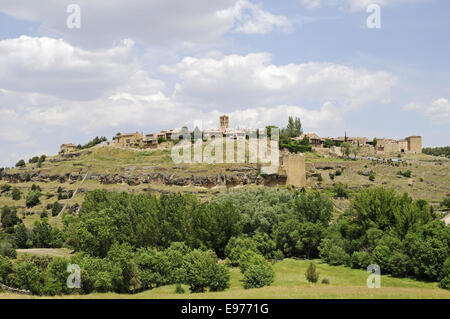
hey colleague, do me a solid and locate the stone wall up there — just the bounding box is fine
[280,153,306,188]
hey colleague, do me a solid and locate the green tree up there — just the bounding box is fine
[11,187,21,200]
[15,223,30,249]
[305,262,319,283]
[243,263,275,289]
[15,159,26,168]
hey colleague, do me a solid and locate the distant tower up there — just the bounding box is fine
[220,115,229,132]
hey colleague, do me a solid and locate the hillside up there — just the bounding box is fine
[1,145,449,230]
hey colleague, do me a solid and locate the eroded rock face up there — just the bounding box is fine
[1,168,286,188]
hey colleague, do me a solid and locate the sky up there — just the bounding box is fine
[0,0,449,166]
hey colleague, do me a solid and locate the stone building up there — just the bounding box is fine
[376,136,422,154]
[220,115,229,132]
[114,132,145,147]
[60,143,77,154]
[406,136,422,154]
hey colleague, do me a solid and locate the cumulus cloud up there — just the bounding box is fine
[161,52,396,111]
[0,0,290,48]
[0,36,164,100]
[403,98,450,124]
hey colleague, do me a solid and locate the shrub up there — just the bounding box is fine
[333,183,349,199]
[183,250,229,293]
[0,255,13,282]
[209,264,231,292]
[26,190,41,208]
[239,250,267,274]
[1,206,20,229]
[317,174,323,182]
[0,184,11,193]
[350,251,371,269]
[40,210,48,219]
[305,262,319,283]
[175,284,185,294]
[14,260,44,294]
[329,173,335,180]
[369,171,376,182]
[441,198,450,210]
[243,263,275,289]
[51,202,63,217]
[321,278,330,285]
[439,276,450,290]
[11,187,21,200]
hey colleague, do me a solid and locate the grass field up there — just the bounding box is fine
[1,259,449,299]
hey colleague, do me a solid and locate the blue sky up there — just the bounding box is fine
[0,0,449,166]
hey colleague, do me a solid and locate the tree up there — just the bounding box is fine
[286,116,303,138]
[11,187,21,200]
[341,142,351,158]
[26,189,41,207]
[15,159,26,168]
[0,255,13,283]
[15,260,44,294]
[243,263,275,289]
[1,206,20,230]
[305,262,319,283]
[15,223,30,248]
[183,250,229,293]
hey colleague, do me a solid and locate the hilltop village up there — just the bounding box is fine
[60,115,423,155]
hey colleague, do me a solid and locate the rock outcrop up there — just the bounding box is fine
[2,168,288,188]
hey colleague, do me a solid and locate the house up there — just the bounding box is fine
[60,143,77,154]
[114,132,145,147]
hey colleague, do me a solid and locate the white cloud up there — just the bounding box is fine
[0,0,290,48]
[231,0,292,34]
[300,0,428,12]
[0,36,164,100]
[403,98,450,124]
[162,52,396,110]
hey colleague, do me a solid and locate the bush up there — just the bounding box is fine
[305,262,319,283]
[369,171,376,182]
[183,250,229,293]
[439,276,450,290]
[175,283,185,294]
[321,278,330,285]
[0,184,11,193]
[14,260,44,294]
[239,250,267,274]
[441,198,450,210]
[40,210,48,219]
[0,255,13,282]
[317,174,323,182]
[26,190,41,208]
[333,183,349,199]
[243,263,275,289]
[51,202,63,217]
[11,187,21,200]
[350,251,371,269]
[209,264,231,292]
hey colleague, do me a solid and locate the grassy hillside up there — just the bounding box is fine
[1,259,449,299]
[1,146,448,231]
